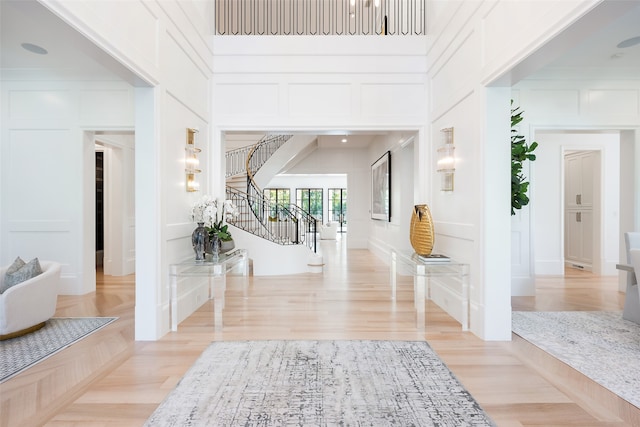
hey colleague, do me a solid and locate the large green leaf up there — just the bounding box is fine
[511,100,538,215]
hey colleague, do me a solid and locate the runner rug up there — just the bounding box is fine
[145,340,495,426]
[0,317,116,382]
[512,311,640,408]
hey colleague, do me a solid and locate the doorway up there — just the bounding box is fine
[532,130,620,278]
[94,132,136,277]
[328,188,347,233]
[564,150,600,272]
[96,150,104,268]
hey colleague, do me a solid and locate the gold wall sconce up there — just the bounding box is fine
[437,127,455,192]
[185,128,201,192]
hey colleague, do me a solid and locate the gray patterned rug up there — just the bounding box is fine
[145,340,495,426]
[512,311,640,408]
[0,317,116,382]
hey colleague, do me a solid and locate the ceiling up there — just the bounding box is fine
[545,7,640,77]
[0,0,144,84]
[504,1,640,83]
[2,0,639,146]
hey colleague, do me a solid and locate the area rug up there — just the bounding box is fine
[0,317,117,382]
[512,311,640,408]
[144,340,495,426]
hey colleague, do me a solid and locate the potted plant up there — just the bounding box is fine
[511,100,538,215]
[191,196,239,255]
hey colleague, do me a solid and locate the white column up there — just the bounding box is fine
[480,87,512,340]
[134,87,163,340]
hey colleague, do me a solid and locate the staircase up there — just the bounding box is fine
[223,135,321,274]
[225,134,289,183]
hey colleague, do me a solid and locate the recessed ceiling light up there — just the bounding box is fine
[617,36,640,49]
[341,138,347,143]
[21,43,48,55]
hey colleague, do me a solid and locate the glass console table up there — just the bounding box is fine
[390,250,469,331]
[169,249,248,331]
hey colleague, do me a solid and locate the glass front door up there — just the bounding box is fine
[328,188,347,233]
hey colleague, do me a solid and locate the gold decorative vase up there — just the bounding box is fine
[410,204,434,256]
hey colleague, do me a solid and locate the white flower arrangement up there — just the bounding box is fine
[190,196,239,241]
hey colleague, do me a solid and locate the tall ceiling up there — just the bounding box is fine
[2,0,640,147]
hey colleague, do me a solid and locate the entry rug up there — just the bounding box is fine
[0,317,117,382]
[145,340,495,426]
[512,311,640,408]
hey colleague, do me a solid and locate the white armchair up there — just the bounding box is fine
[0,261,61,339]
[320,222,338,240]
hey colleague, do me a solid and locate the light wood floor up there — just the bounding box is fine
[1,238,637,427]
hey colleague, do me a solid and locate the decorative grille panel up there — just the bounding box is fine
[215,0,426,35]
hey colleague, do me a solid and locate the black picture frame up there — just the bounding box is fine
[371,151,391,221]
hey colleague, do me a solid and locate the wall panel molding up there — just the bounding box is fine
[289,83,351,117]
[8,90,74,121]
[213,83,280,118]
[8,221,72,232]
[433,221,475,242]
[361,83,426,119]
[587,89,639,116]
[164,33,210,119]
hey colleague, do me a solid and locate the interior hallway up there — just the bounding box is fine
[1,237,636,426]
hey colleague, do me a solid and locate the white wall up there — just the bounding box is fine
[212,37,428,130]
[0,79,135,295]
[367,134,416,259]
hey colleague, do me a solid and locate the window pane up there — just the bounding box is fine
[296,188,322,222]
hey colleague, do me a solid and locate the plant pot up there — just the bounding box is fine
[220,239,235,253]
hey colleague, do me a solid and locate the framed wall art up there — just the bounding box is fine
[371,151,391,221]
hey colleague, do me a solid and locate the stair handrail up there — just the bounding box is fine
[225,186,318,253]
[226,133,317,253]
[226,134,291,178]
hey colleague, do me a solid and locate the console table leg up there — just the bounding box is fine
[171,270,178,332]
[415,273,426,331]
[461,266,469,331]
[213,274,225,330]
[390,251,397,300]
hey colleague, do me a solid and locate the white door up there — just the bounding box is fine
[564,150,598,271]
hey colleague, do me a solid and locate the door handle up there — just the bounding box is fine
[576,212,582,222]
[576,194,582,205]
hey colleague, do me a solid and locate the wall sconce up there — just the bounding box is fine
[437,127,455,191]
[185,128,201,192]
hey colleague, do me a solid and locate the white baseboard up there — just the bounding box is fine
[535,260,565,275]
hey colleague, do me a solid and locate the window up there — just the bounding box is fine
[328,188,347,233]
[264,188,290,220]
[296,188,323,223]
